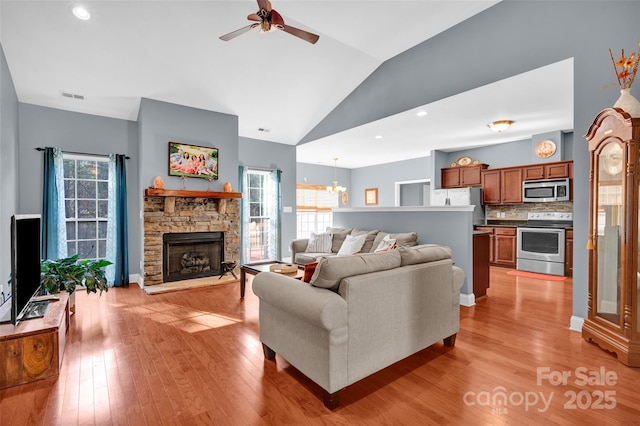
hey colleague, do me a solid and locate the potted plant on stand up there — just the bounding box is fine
[41,254,112,313]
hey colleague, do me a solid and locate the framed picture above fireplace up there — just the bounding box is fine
[168,142,219,180]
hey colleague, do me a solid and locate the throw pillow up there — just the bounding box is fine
[326,227,352,253]
[351,229,380,253]
[370,231,418,252]
[303,262,319,282]
[337,234,366,256]
[374,235,397,253]
[305,232,333,253]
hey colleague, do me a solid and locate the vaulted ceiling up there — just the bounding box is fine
[0,1,573,168]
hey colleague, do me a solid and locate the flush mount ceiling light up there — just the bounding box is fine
[487,120,514,132]
[416,111,428,117]
[326,157,347,195]
[72,6,91,20]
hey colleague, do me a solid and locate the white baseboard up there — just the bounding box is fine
[570,315,584,332]
[129,273,144,289]
[460,293,475,307]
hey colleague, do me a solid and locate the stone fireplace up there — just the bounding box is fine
[143,190,240,286]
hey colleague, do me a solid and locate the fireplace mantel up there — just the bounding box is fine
[144,188,242,199]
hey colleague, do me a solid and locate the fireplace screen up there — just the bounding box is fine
[163,232,224,282]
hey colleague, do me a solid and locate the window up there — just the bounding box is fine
[63,154,109,261]
[296,184,337,238]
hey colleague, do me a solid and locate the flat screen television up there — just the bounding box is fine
[11,214,43,325]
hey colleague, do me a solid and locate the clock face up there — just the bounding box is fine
[601,143,623,176]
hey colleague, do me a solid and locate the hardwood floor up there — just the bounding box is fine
[2,267,639,425]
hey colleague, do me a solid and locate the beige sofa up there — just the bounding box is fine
[252,244,464,409]
[290,227,418,265]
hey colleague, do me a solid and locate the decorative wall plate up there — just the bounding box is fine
[456,156,473,166]
[535,140,556,158]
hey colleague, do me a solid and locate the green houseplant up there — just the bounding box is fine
[41,254,112,296]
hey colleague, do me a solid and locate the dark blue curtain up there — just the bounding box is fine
[42,147,60,260]
[113,154,129,287]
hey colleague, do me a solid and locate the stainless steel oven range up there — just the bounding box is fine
[516,212,573,276]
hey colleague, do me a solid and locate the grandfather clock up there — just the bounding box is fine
[582,107,640,366]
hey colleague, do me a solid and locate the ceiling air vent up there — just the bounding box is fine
[60,91,85,100]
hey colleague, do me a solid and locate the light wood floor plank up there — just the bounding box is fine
[2,267,640,424]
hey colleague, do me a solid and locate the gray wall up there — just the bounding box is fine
[299,1,640,322]
[333,209,475,295]
[0,44,19,302]
[17,104,141,275]
[239,137,297,259]
[351,157,431,206]
[137,98,239,275]
[296,162,352,208]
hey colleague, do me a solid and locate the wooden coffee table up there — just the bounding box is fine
[240,260,303,298]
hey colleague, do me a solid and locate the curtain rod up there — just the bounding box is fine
[35,147,130,160]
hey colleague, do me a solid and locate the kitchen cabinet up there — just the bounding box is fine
[565,229,573,277]
[474,226,517,268]
[495,227,517,267]
[441,164,488,188]
[522,161,572,181]
[481,167,523,205]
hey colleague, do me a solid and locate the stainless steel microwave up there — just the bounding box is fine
[522,178,570,202]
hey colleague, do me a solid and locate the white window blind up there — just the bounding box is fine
[296,184,338,211]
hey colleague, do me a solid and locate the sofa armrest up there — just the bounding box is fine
[290,238,309,264]
[252,272,347,331]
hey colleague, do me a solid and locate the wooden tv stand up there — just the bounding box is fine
[0,293,70,389]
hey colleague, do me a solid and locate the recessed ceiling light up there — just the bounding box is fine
[416,111,428,117]
[374,135,383,139]
[72,6,91,20]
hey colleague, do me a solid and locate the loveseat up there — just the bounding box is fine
[252,244,464,409]
[290,227,418,265]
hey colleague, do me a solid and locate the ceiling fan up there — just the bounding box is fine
[220,0,319,44]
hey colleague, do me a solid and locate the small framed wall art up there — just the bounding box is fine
[168,142,218,180]
[365,188,378,206]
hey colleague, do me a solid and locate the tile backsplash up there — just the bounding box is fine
[486,202,573,221]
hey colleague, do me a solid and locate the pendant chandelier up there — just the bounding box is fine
[326,157,347,194]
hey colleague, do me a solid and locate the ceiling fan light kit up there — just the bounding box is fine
[487,120,514,132]
[220,0,319,44]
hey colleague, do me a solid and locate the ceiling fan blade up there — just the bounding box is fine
[257,0,269,12]
[281,25,320,44]
[247,13,261,22]
[219,24,259,41]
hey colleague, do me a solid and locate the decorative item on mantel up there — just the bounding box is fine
[606,41,640,117]
[223,181,232,192]
[153,176,164,189]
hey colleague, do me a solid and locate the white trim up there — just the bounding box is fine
[394,178,430,206]
[570,315,584,332]
[336,206,475,213]
[130,274,144,289]
[460,293,475,307]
